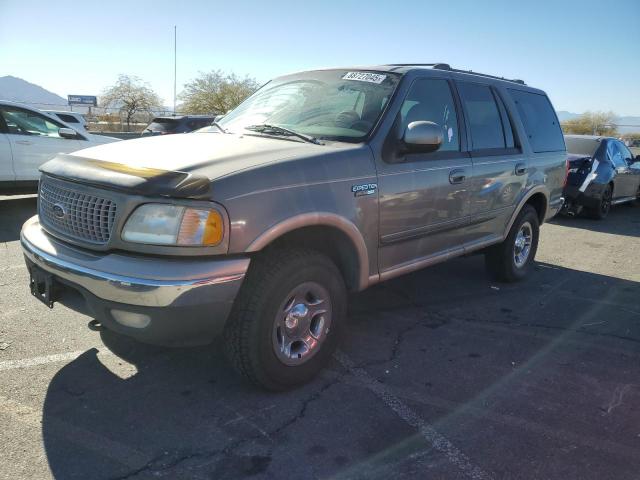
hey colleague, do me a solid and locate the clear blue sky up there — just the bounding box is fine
[1,0,638,114]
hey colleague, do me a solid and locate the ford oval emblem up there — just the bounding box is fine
[52,203,66,219]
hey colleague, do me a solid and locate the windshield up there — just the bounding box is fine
[565,136,601,156]
[211,70,400,142]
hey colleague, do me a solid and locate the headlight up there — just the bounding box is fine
[122,204,223,246]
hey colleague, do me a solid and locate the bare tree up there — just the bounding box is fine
[179,71,259,115]
[101,75,162,131]
[561,111,618,136]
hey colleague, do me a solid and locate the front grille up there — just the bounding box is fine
[39,178,117,244]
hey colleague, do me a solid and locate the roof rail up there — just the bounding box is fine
[388,63,451,70]
[387,63,526,85]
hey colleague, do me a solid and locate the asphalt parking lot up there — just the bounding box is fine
[1,195,639,480]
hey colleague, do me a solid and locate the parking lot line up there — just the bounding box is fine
[0,351,87,372]
[334,350,493,480]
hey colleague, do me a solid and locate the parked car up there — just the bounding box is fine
[140,115,216,136]
[563,135,640,219]
[21,65,566,389]
[0,101,119,194]
[44,110,88,132]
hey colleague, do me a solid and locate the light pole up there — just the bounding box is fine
[173,25,177,115]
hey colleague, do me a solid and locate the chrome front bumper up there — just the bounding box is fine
[21,216,249,346]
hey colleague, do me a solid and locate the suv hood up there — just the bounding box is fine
[70,132,328,177]
[40,132,341,199]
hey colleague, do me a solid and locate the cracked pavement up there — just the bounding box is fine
[1,195,640,479]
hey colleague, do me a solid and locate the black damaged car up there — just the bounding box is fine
[562,135,640,219]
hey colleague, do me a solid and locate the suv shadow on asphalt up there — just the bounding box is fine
[0,195,37,243]
[550,205,640,238]
[40,256,640,480]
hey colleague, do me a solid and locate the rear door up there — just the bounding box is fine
[456,81,525,243]
[377,77,473,273]
[507,88,566,213]
[0,105,84,181]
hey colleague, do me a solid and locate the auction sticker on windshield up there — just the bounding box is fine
[342,72,387,84]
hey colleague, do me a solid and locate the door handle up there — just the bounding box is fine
[449,169,466,184]
[515,163,527,176]
[15,140,33,145]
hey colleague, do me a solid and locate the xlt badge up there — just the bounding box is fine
[351,183,377,197]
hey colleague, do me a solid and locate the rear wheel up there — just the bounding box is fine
[224,248,346,390]
[586,184,612,219]
[485,204,539,282]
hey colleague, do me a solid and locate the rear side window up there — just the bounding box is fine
[509,90,564,153]
[456,82,507,150]
[607,141,626,168]
[56,113,79,124]
[616,141,634,163]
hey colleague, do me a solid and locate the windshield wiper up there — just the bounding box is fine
[245,124,321,145]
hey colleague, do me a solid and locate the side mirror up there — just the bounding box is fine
[402,121,442,153]
[58,127,79,139]
[634,155,640,164]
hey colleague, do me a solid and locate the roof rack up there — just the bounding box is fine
[387,63,526,85]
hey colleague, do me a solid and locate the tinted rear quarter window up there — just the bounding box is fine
[509,90,564,153]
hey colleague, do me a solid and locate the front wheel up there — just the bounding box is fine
[485,204,540,282]
[224,248,346,390]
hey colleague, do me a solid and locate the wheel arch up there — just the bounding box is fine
[503,187,548,238]
[246,213,370,292]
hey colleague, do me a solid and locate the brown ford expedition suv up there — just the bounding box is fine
[21,64,566,389]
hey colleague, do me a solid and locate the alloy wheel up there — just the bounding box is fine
[513,221,533,268]
[272,281,332,366]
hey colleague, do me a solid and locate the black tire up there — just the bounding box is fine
[224,248,346,390]
[586,184,612,219]
[485,204,540,282]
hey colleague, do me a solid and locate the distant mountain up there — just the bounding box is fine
[0,76,68,110]
[556,111,581,122]
[615,116,640,134]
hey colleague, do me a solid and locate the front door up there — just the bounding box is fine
[0,106,83,181]
[377,77,472,274]
[0,131,14,182]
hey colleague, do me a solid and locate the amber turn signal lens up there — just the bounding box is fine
[202,210,223,245]
[176,208,224,246]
